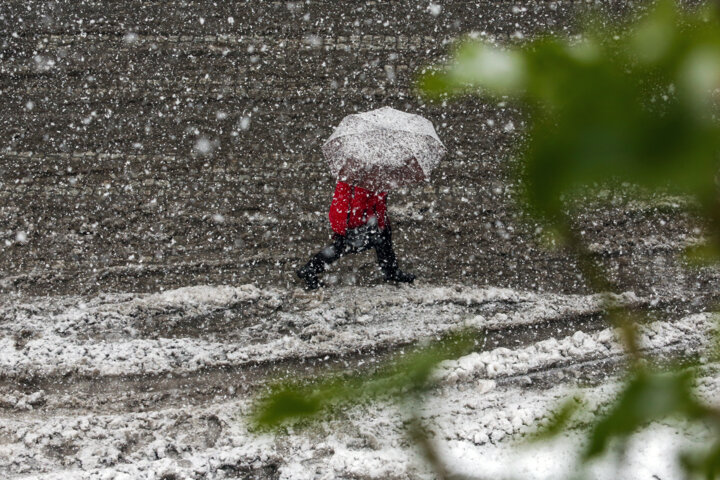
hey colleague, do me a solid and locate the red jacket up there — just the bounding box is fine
[329,181,388,236]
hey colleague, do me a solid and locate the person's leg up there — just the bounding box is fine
[297,235,348,289]
[372,227,415,283]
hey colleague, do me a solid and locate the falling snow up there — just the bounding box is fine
[1,0,719,478]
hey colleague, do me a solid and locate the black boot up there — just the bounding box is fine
[296,257,324,290]
[297,237,346,290]
[373,227,415,284]
[384,269,415,283]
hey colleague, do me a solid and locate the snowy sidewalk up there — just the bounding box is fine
[0,284,717,479]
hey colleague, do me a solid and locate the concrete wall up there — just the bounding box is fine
[1,1,664,294]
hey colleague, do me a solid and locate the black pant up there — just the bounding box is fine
[305,226,399,276]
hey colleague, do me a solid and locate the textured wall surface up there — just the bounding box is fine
[1,0,708,296]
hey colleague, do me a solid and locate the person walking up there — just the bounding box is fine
[299,106,445,290]
[296,180,415,290]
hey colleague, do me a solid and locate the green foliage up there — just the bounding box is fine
[530,396,585,441]
[251,330,477,430]
[681,441,720,480]
[419,0,720,475]
[252,3,720,478]
[420,1,720,234]
[686,242,720,266]
[532,367,720,475]
[584,369,717,459]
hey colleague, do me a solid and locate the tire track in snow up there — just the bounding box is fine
[0,284,707,415]
[0,309,717,479]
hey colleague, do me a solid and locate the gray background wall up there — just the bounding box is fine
[3,0,704,297]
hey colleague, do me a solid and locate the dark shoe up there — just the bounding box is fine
[297,264,323,290]
[384,270,415,284]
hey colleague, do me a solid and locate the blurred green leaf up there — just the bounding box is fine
[415,0,720,476]
[685,242,720,266]
[530,396,585,442]
[419,0,720,230]
[417,67,455,100]
[681,441,720,480]
[252,388,323,428]
[584,369,711,459]
[251,330,477,430]
[418,41,526,99]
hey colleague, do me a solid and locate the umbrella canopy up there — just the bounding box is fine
[322,106,446,191]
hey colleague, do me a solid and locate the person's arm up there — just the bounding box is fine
[376,192,388,230]
[329,181,351,236]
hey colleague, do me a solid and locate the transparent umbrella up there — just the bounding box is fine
[322,106,446,191]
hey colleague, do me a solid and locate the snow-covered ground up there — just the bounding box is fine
[1,283,717,479]
[0,284,642,379]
